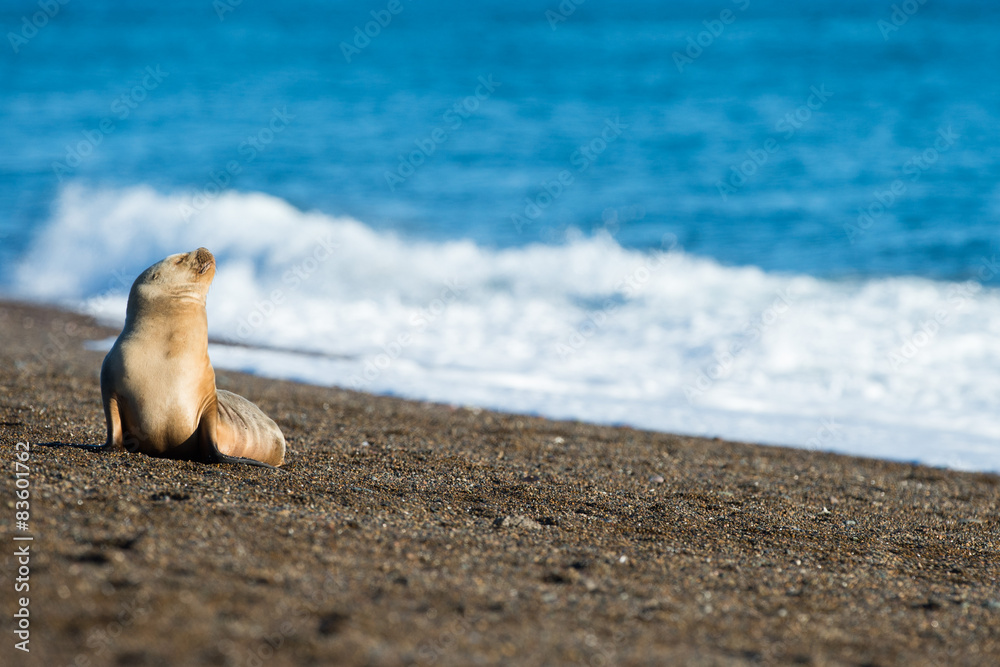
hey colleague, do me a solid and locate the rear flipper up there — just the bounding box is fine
[208,449,279,470]
[202,389,286,467]
[197,402,281,469]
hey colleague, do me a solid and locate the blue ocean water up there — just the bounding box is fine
[2,0,1000,469]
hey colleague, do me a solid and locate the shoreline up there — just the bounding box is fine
[61,296,993,476]
[1,298,998,665]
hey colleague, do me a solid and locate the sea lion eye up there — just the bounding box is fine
[175,257,186,265]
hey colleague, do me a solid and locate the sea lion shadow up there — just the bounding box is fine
[35,441,109,453]
[35,441,285,472]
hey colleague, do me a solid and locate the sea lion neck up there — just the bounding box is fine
[123,287,209,341]
[126,281,203,306]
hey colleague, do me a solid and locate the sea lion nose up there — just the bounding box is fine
[195,247,214,265]
[193,247,215,274]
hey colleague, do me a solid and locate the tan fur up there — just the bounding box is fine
[100,248,285,467]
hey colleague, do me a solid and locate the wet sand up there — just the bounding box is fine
[1,299,998,666]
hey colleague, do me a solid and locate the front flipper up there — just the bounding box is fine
[100,359,124,451]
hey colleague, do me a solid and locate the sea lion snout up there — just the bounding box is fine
[194,247,215,274]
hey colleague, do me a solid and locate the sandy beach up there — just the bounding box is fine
[1,298,998,666]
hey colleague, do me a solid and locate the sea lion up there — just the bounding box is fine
[100,248,285,468]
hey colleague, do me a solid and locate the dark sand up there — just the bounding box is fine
[1,299,998,666]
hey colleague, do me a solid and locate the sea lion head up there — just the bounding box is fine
[127,248,216,316]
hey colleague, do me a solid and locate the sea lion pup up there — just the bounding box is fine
[100,248,285,468]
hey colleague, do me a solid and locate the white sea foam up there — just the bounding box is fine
[14,185,1000,471]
